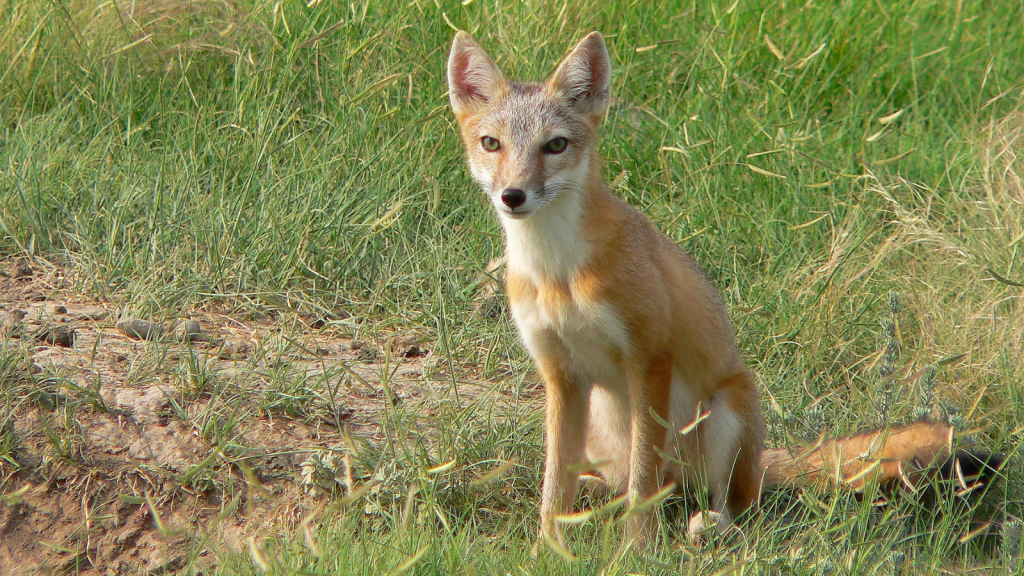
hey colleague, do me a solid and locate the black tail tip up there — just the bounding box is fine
[937,450,1007,485]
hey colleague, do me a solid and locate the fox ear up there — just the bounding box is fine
[447,31,507,116]
[547,32,611,117]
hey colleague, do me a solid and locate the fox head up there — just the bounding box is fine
[447,31,611,221]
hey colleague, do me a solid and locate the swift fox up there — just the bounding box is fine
[446,31,1003,548]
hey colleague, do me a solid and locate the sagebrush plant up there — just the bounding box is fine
[1,0,1023,573]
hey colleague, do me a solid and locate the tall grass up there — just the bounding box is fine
[2,0,1023,573]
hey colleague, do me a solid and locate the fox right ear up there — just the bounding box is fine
[547,32,611,118]
[447,31,507,116]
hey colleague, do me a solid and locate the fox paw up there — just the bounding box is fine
[578,473,611,498]
[687,510,729,546]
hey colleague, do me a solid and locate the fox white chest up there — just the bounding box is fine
[510,291,629,385]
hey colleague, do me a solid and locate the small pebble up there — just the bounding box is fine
[400,344,428,358]
[182,320,204,342]
[117,319,164,341]
[36,325,75,348]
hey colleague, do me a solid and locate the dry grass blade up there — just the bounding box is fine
[789,214,830,231]
[609,170,630,190]
[621,483,676,518]
[878,109,906,124]
[426,459,456,474]
[542,532,577,562]
[795,42,827,68]
[679,409,711,435]
[960,521,994,543]
[865,128,887,142]
[248,536,271,572]
[329,480,377,511]
[1,484,32,505]
[763,34,784,60]
[745,163,787,179]
[554,509,597,525]
[239,459,271,497]
[556,494,628,525]
[469,458,517,485]
[709,557,752,575]
[842,459,882,487]
[300,503,326,557]
[145,495,183,538]
[399,483,419,532]
[299,20,346,48]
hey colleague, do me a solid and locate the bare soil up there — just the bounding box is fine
[0,259,527,574]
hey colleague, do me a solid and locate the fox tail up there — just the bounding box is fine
[761,421,1005,495]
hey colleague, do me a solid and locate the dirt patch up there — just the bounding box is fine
[0,259,530,574]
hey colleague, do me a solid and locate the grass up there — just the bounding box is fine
[1,0,1024,573]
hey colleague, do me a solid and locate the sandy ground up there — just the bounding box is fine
[0,258,530,574]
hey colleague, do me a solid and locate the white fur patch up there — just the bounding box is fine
[469,164,494,195]
[701,397,743,508]
[500,157,591,283]
[586,386,631,492]
[511,293,628,383]
[667,374,698,439]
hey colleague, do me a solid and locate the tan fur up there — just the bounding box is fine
[447,31,973,550]
[762,421,956,491]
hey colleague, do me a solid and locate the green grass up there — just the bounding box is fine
[2,0,1024,573]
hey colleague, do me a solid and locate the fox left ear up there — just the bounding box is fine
[447,31,508,116]
[547,32,611,117]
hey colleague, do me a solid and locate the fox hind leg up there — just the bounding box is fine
[622,353,674,549]
[688,372,763,545]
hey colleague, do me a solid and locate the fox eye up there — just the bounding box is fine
[481,136,501,152]
[544,137,568,154]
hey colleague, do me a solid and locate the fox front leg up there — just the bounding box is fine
[537,361,589,548]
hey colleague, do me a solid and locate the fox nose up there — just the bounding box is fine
[501,188,527,209]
